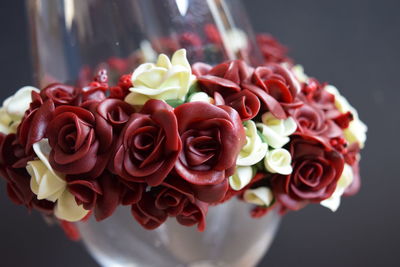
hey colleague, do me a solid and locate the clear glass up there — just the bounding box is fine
[26,0,279,266]
[27,0,262,87]
[77,199,280,267]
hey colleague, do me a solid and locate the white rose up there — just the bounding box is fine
[125,49,196,106]
[0,86,39,134]
[55,190,89,222]
[237,120,268,166]
[27,160,66,202]
[264,148,293,175]
[27,139,88,222]
[291,65,309,84]
[325,85,367,148]
[243,187,274,207]
[257,112,297,149]
[188,92,213,104]
[320,164,354,212]
[229,166,254,191]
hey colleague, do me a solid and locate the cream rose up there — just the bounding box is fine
[243,187,274,207]
[27,139,89,222]
[188,92,213,104]
[229,166,254,191]
[291,64,309,84]
[237,120,268,166]
[0,86,39,134]
[257,112,297,149]
[325,85,367,148]
[320,164,354,212]
[264,148,293,175]
[125,49,196,106]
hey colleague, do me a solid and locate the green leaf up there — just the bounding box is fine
[257,129,268,144]
[166,99,185,108]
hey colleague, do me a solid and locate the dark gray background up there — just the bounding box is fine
[0,0,398,266]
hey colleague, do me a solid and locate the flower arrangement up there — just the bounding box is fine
[0,34,366,236]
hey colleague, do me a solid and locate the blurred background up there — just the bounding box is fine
[0,0,398,266]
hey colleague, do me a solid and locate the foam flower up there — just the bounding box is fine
[237,120,268,166]
[0,86,39,134]
[243,187,274,207]
[125,49,195,106]
[229,166,254,191]
[320,164,354,212]
[264,148,293,175]
[257,112,297,149]
[325,85,367,148]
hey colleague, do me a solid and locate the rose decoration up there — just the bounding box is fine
[236,120,268,166]
[125,49,195,106]
[257,112,297,149]
[288,95,343,141]
[40,83,80,106]
[174,102,245,202]
[320,163,354,212]
[112,100,181,186]
[229,166,254,191]
[271,134,344,210]
[47,105,112,177]
[243,187,274,207]
[251,63,301,110]
[264,148,293,175]
[26,139,89,222]
[325,85,367,148]
[0,45,366,234]
[0,86,39,134]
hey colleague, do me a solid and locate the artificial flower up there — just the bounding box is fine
[237,120,268,166]
[47,105,112,177]
[243,187,274,207]
[325,85,367,148]
[257,112,297,149]
[264,148,293,175]
[112,100,181,186]
[0,86,39,134]
[125,49,195,106]
[271,134,344,210]
[174,102,245,202]
[320,163,354,212]
[229,166,254,191]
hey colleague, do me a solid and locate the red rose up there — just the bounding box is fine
[112,100,181,186]
[224,89,260,121]
[17,91,55,154]
[174,102,245,203]
[96,98,135,132]
[194,60,261,121]
[196,60,252,97]
[68,172,123,221]
[251,63,301,111]
[47,106,113,177]
[158,176,208,231]
[0,133,54,214]
[40,83,80,106]
[131,192,168,230]
[132,176,208,231]
[289,94,343,141]
[256,34,291,64]
[271,134,344,210]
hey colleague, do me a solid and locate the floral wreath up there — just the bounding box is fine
[0,33,366,238]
